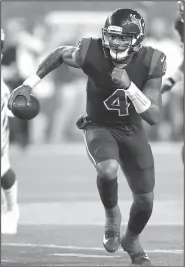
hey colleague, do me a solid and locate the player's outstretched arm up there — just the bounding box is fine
[36,46,81,79]
[161,67,184,94]
[8,46,81,109]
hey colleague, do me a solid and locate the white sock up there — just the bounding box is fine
[1,188,7,212]
[4,180,18,211]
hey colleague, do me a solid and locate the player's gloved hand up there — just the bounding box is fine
[111,67,131,89]
[160,78,175,94]
[8,84,32,110]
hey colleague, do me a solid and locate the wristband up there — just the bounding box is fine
[124,82,151,114]
[23,74,41,89]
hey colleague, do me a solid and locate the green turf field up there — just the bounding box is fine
[1,142,184,266]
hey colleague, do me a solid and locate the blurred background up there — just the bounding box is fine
[1,1,184,148]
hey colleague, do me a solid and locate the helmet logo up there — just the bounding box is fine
[130,14,144,34]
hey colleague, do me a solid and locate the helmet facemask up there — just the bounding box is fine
[102,25,145,62]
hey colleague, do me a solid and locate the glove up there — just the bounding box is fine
[8,84,32,110]
[161,78,175,94]
[111,67,131,89]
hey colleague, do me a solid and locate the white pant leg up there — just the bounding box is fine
[1,147,10,177]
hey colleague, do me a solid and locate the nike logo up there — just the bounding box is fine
[161,56,165,62]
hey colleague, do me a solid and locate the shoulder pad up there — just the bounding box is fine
[144,46,167,79]
[76,38,91,67]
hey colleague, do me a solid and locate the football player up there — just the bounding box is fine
[161,1,184,162]
[1,29,20,234]
[8,9,166,265]
[161,0,184,94]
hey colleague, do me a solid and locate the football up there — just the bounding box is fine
[11,94,40,120]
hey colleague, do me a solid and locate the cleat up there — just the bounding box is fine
[103,205,122,253]
[121,231,152,266]
[1,205,20,235]
[131,253,152,266]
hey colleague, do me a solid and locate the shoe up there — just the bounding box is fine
[1,204,20,235]
[103,205,122,253]
[130,253,152,266]
[121,231,152,266]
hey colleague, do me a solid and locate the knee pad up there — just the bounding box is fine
[1,168,16,190]
[133,191,154,210]
[96,159,118,180]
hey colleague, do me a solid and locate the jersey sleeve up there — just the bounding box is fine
[144,47,167,79]
[76,38,91,68]
[175,17,184,42]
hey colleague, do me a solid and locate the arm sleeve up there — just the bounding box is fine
[76,38,91,68]
[145,47,167,79]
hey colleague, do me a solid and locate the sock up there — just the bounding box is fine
[127,202,153,235]
[1,169,18,211]
[97,176,118,209]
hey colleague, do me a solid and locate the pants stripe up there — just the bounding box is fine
[83,130,96,166]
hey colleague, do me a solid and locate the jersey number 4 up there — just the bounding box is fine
[104,89,130,116]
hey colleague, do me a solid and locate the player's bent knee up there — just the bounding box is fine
[96,159,118,180]
[133,191,154,210]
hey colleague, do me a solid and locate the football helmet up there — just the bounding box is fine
[102,8,146,62]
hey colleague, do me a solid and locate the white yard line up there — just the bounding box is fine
[48,253,121,258]
[2,243,183,254]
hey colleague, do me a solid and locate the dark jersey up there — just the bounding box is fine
[175,17,184,43]
[77,38,166,127]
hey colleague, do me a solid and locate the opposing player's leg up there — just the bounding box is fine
[118,129,154,265]
[1,149,19,234]
[1,187,7,213]
[84,126,121,253]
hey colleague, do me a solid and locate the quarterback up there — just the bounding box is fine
[1,29,20,234]
[8,9,166,265]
